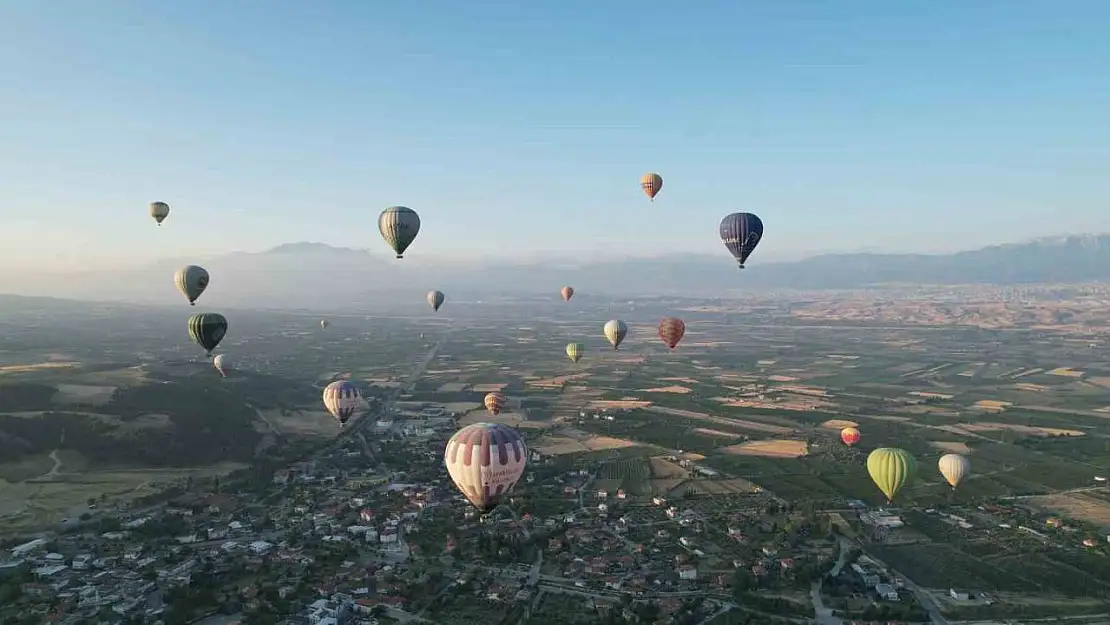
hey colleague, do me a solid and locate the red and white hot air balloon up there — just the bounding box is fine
[657,317,686,350]
[444,422,527,512]
[484,391,506,416]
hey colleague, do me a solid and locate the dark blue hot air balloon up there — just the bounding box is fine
[719,212,764,269]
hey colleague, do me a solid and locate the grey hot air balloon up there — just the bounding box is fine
[174,265,210,306]
[378,206,421,259]
[427,290,445,312]
[150,201,170,226]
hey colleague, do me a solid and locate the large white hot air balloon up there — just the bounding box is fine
[603,319,628,350]
[444,422,527,512]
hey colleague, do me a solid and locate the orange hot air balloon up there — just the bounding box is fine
[484,391,506,416]
[658,317,686,350]
[641,172,663,201]
[840,427,860,447]
[561,286,574,302]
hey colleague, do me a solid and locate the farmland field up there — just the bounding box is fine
[721,440,809,458]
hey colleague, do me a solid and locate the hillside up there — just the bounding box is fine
[3,235,1110,308]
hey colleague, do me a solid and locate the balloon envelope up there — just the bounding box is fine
[427,290,445,312]
[566,342,584,363]
[658,317,686,350]
[867,448,916,502]
[840,427,860,447]
[187,313,228,357]
[213,354,230,377]
[484,392,506,416]
[641,172,663,201]
[323,380,361,425]
[938,453,970,488]
[603,319,628,349]
[378,206,421,259]
[150,201,170,225]
[444,422,527,512]
[561,286,574,302]
[719,212,764,268]
[321,319,330,330]
[174,265,209,305]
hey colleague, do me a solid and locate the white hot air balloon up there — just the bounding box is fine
[213,353,231,378]
[938,453,971,489]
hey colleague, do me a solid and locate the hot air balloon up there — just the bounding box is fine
[484,391,506,416]
[213,353,230,378]
[867,448,917,503]
[561,286,574,302]
[938,454,970,489]
[658,317,686,350]
[150,201,170,226]
[719,212,764,268]
[187,313,228,357]
[174,265,209,306]
[427,290,445,312]
[566,342,584,364]
[378,206,421,259]
[840,427,861,447]
[320,319,330,330]
[323,380,361,426]
[641,173,663,201]
[603,319,628,350]
[444,422,527,513]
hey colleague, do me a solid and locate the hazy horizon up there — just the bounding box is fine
[3,1,1110,272]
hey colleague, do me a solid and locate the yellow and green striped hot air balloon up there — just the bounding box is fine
[566,342,584,364]
[867,447,916,503]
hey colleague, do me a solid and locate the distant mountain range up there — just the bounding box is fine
[4,235,1110,309]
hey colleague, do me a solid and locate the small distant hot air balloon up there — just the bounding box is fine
[213,353,230,378]
[938,454,970,489]
[187,313,228,357]
[150,201,170,226]
[378,206,421,259]
[840,427,861,447]
[641,173,663,201]
[604,319,628,350]
[566,342,584,364]
[719,212,764,268]
[323,380,361,426]
[867,448,917,503]
[561,286,574,302]
[444,422,527,513]
[174,265,209,306]
[658,317,686,350]
[320,319,330,330]
[484,391,506,416]
[427,290,445,312]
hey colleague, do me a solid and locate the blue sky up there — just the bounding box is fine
[2,0,1109,268]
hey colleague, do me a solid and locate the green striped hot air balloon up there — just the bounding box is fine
[187,313,228,357]
[867,447,916,503]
